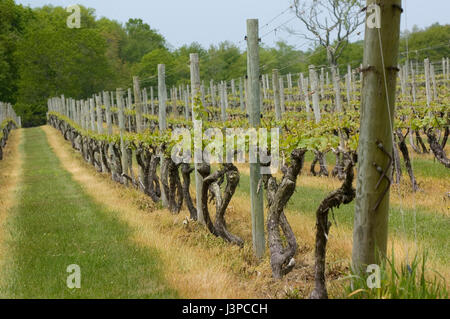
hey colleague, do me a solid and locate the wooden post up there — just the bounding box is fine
[262,75,267,99]
[279,76,285,114]
[190,53,204,224]
[127,88,132,131]
[297,73,303,108]
[320,68,325,99]
[174,86,180,117]
[220,82,227,121]
[144,88,149,129]
[224,81,229,110]
[411,63,416,103]
[309,65,321,123]
[302,75,311,120]
[331,65,342,113]
[210,80,215,107]
[346,64,352,108]
[76,100,81,126]
[103,91,113,136]
[150,86,155,115]
[239,77,244,111]
[430,63,437,100]
[158,64,169,208]
[117,89,129,185]
[231,79,236,105]
[247,19,265,259]
[287,73,293,102]
[260,80,264,113]
[158,65,167,131]
[424,58,431,107]
[95,95,103,134]
[89,98,96,132]
[244,77,249,114]
[272,69,281,120]
[184,88,189,120]
[352,0,402,272]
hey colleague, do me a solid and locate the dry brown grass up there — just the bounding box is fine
[0,129,22,288]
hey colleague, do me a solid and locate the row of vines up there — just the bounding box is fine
[47,53,449,298]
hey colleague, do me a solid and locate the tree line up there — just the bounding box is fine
[0,0,448,127]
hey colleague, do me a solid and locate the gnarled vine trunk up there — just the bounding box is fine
[310,155,356,299]
[198,162,243,247]
[426,128,450,168]
[262,148,307,279]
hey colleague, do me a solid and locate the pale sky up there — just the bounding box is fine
[16,0,450,50]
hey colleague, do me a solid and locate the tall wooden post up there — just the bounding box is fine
[272,69,281,120]
[150,86,155,115]
[103,91,113,136]
[239,77,244,111]
[430,64,437,100]
[279,76,285,114]
[424,58,431,107]
[352,0,402,272]
[210,80,215,107]
[190,53,204,224]
[133,76,143,133]
[346,64,352,107]
[95,95,103,134]
[331,65,342,113]
[158,64,169,207]
[309,65,321,123]
[89,98,96,132]
[117,89,129,185]
[247,19,265,259]
[220,82,227,121]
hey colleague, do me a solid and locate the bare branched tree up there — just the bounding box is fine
[292,0,365,67]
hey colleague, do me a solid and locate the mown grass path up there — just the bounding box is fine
[1,127,177,298]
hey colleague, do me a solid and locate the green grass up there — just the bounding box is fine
[344,250,448,299]
[406,157,450,179]
[235,172,450,266]
[305,149,450,179]
[0,127,178,298]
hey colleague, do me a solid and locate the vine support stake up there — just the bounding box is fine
[189,53,205,224]
[352,0,402,274]
[247,19,265,259]
[158,64,169,208]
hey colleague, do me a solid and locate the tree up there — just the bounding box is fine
[202,41,243,81]
[0,0,32,103]
[132,48,176,88]
[292,0,365,68]
[399,24,450,63]
[96,17,130,88]
[15,5,113,127]
[120,18,166,64]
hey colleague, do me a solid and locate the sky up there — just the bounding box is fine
[16,0,450,51]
